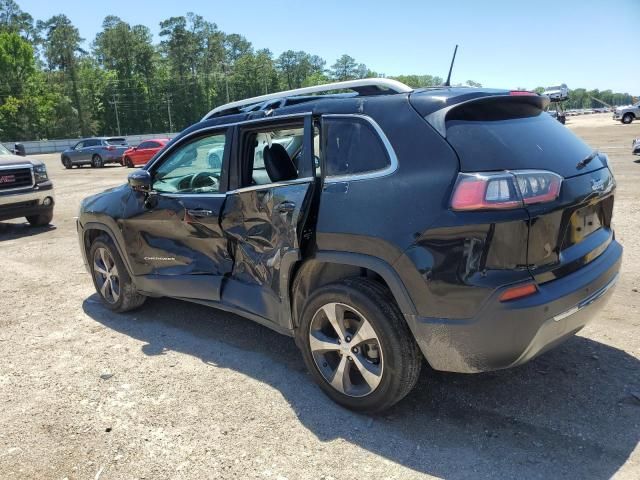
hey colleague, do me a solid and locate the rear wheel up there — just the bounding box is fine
[92,154,104,168]
[26,211,53,227]
[89,235,146,312]
[62,156,72,169]
[622,113,634,124]
[297,277,422,412]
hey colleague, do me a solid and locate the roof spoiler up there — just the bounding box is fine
[423,93,548,137]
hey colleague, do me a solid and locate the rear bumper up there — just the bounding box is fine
[406,240,622,373]
[0,185,55,221]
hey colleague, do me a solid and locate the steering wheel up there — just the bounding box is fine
[190,171,220,191]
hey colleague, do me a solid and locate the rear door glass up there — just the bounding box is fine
[323,117,390,177]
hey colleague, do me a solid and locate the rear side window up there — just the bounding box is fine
[106,138,127,146]
[323,117,390,177]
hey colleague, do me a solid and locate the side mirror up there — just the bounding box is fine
[13,143,26,156]
[128,169,152,192]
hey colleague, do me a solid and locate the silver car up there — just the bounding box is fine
[60,137,129,169]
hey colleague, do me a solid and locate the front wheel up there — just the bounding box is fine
[89,235,146,312]
[297,278,422,412]
[62,156,72,169]
[124,156,133,168]
[622,113,634,124]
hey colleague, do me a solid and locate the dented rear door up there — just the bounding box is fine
[220,115,316,328]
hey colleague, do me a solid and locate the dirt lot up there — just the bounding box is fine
[1,113,639,479]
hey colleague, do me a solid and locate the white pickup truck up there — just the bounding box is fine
[0,145,54,226]
[614,102,640,124]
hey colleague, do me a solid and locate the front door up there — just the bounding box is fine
[220,115,317,328]
[121,128,233,301]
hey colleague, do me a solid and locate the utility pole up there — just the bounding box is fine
[166,93,174,133]
[110,94,121,136]
[222,64,230,103]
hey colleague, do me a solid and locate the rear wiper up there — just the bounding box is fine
[577,151,598,169]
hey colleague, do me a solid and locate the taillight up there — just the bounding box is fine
[509,90,537,96]
[451,170,562,211]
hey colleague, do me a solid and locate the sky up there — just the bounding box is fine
[19,0,640,94]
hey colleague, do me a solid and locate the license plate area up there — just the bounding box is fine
[562,200,609,249]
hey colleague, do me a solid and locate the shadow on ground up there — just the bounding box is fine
[84,295,640,479]
[0,222,55,240]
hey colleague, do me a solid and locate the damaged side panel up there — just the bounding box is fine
[220,182,314,327]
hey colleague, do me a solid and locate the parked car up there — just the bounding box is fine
[543,84,569,102]
[77,79,621,412]
[0,143,54,226]
[122,138,170,168]
[61,137,129,168]
[613,102,640,124]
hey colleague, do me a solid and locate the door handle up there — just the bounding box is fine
[276,201,296,213]
[187,208,215,217]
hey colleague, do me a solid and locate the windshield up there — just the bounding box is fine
[0,144,11,155]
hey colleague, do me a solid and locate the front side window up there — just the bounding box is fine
[152,131,226,194]
[323,117,390,177]
[138,141,152,149]
[75,142,84,150]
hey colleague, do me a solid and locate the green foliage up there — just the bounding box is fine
[0,1,634,141]
[391,75,443,88]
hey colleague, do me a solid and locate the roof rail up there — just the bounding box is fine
[201,78,413,121]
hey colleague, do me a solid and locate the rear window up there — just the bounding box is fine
[323,117,390,177]
[105,138,127,146]
[445,102,603,177]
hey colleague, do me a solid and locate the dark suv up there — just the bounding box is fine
[77,79,621,412]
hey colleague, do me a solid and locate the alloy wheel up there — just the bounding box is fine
[93,247,120,304]
[309,302,383,397]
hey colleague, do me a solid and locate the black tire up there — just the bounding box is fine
[88,234,146,312]
[622,113,634,124]
[296,277,422,412]
[62,156,72,169]
[92,154,104,168]
[124,156,133,168]
[26,211,53,227]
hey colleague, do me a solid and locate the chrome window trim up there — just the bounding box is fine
[227,177,314,195]
[158,192,226,199]
[0,163,34,192]
[152,177,314,199]
[321,114,398,183]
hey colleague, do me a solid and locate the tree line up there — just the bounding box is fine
[0,0,635,141]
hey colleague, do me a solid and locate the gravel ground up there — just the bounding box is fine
[0,113,639,479]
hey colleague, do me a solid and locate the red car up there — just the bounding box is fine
[122,138,170,167]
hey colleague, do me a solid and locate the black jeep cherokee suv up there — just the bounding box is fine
[77,79,621,412]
